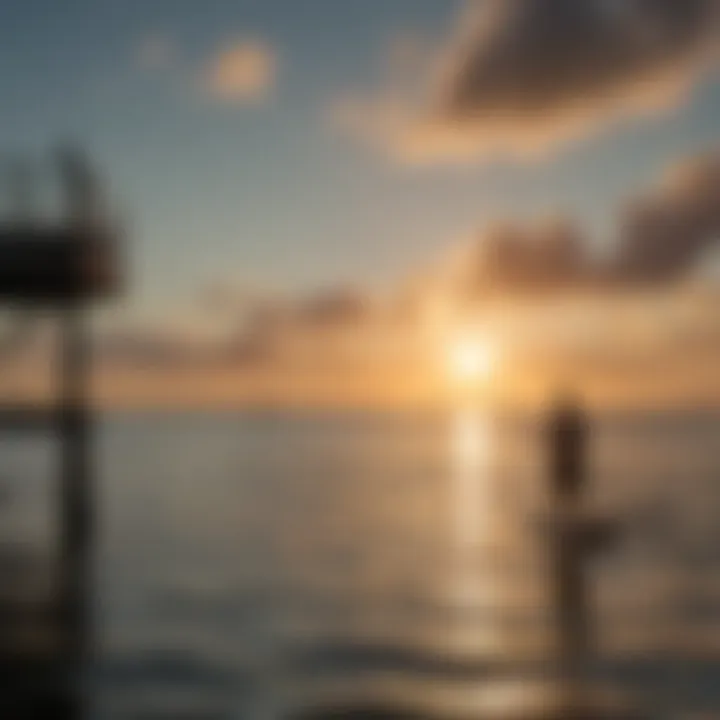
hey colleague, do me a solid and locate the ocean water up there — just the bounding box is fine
[1,409,720,718]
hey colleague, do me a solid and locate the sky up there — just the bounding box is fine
[1,0,720,408]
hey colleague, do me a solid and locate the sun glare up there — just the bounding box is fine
[448,338,495,385]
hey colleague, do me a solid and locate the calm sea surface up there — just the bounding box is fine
[2,410,720,718]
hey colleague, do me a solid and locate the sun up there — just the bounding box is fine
[448,337,495,385]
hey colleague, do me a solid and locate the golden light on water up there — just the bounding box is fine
[446,333,508,653]
[448,408,505,653]
[452,409,493,549]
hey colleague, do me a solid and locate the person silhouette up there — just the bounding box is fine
[547,390,588,505]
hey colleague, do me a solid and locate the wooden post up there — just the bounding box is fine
[58,302,92,711]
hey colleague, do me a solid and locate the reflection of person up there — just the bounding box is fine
[547,392,588,504]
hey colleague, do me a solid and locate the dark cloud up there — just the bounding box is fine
[96,288,373,372]
[614,152,720,282]
[465,218,591,297]
[218,331,275,367]
[340,0,720,162]
[97,330,217,369]
[297,289,371,328]
[452,150,720,298]
[438,0,718,116]
[237,288,373,337]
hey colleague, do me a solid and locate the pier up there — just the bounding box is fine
[0,148,120,717]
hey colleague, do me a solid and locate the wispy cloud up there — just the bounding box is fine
[333,0,720,164]
[204,39,277,103]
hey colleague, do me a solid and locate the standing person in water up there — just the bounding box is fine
[548,391,589,505]
[546,390,593,714]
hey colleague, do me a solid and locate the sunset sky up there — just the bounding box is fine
[2,0,720,408]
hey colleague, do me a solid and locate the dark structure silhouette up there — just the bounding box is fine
[546,394,627,719]
[0,148,120,717]
[548,393,589,503]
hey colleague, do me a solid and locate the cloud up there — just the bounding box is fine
[97,328,228,370]
[10,142,712,409]
[335,0,720,164]
[204,39,277,103]
[459,218,592,299]
[94,147,720,381]
[614,152,720,282]
[94,286,375,374]
[422,148,720,304]
[296,289,373,329]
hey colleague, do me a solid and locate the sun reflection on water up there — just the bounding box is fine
[448,408,506,653]
[452,409,494,549]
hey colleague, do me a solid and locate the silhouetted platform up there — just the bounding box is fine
[0,150,119,718]
[0,225,117,304]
